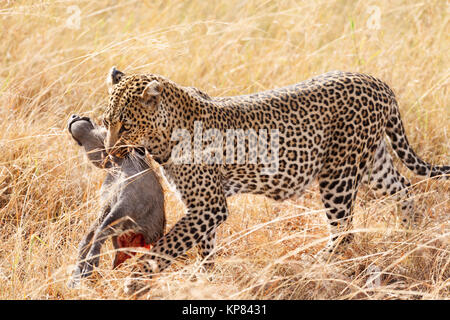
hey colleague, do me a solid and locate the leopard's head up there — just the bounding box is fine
[102,67,171,159]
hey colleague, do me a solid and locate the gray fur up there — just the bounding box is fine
[66,115,165,288]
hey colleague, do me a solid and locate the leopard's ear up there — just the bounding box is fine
[141,80,162,108]
[106,66,125,93]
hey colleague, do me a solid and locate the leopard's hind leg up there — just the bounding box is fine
[362,141,416,225]
[318,162,366,255]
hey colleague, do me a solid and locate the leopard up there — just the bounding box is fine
[102,67,449,295]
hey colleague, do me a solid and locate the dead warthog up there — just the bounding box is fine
[67,115,165,288]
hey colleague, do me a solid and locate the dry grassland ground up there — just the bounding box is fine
[0,0,449,300]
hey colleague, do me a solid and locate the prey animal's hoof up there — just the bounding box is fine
[66,275,81,289]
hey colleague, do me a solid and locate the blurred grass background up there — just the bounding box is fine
[0,0,448,299]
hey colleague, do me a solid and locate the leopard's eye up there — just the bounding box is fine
[119,123,131,134]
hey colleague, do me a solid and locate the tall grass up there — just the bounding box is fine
[0,0,448,299]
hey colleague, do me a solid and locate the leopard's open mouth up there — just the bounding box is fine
[108,144,132,159]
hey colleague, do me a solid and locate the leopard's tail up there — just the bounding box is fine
[385,100,449,180]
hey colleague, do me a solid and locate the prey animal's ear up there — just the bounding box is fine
[106,66,125,93]
[141,80,162,107]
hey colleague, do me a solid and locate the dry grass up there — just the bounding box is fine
[0,0,449,300]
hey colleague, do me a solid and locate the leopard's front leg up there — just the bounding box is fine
[198,229,217,270]
[124,165,228,295]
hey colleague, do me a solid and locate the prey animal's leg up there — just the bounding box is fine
[67,206,110,288]
[81,208,127,278]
